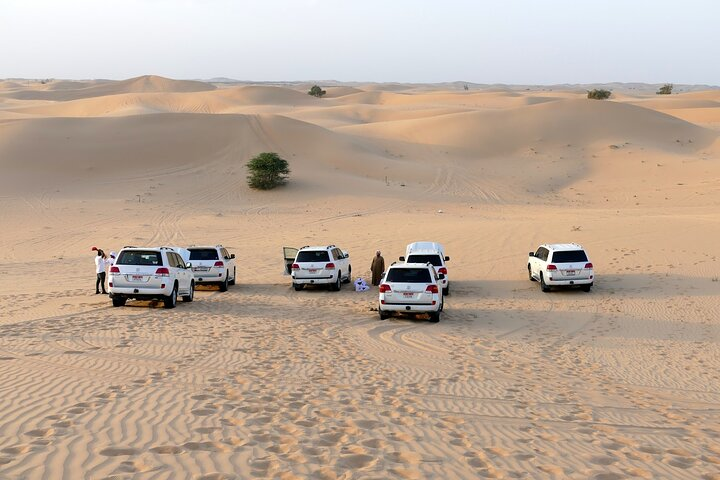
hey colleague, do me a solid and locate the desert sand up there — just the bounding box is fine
[1,75,719,479]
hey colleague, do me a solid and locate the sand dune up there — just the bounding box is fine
[1,77,720,480]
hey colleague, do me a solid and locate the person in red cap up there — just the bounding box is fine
[94,247,108,294]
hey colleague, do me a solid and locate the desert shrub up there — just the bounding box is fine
[246,152,290,190]
[656,83,673,95]
[587,89,611,100]
[308,85,326,98]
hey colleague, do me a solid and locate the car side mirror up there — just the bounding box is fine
[438,273,445,280]
[230,254,235,259]
[444,256,450,261]
[399,256,405,261]
[529,252,535,257]
[186,262,192,268]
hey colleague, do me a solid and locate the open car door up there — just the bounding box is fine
[283,247,299,275]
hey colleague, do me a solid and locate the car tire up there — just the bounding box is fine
[540,274,550,293]
[112,297,126,307]
[220,275,229,292]
[229,268,236,286]
[528,265,536,282]
[443,285,449,296]
[582,283,593,292]
[182,281,194,302]
[331,273,341,292]
[164,285,178,309]
[429,311,440,323]
[379,309,390,320]
[439,298,444,312]
[293,283,304,291]
[343,266,352,284]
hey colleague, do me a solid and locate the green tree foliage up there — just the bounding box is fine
[246,152,290,190]
[308,85,326,98]
[656,83,673,95]
[587,89,612,100]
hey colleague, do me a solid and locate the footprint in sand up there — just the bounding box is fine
[99,447,141,456]
[115,458,154,473]
[182,441,231,453]
[196,474,236,480]
[24,428,55,438]
[150,445,185,455]
[1,444,32,455]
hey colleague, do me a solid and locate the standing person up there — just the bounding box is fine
[370,250,385,286]
[108,251,117,267]
[95,248,108,294]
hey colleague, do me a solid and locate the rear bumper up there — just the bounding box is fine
[109,286,172,300]
[292,275,335,285]
[192,271,226,283]
[545,277,593,286]
[379,302,440,313]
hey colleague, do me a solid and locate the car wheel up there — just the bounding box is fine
[540,274,550,293]
[331,273,341,292]
[220,275,229,292]
[443,284,449,296]
[439,298,444,312]
[528,265,536,282]
[582,283,592,292]
[429,311,440,323]
[182,281,194,302]
[229,268,236,286]
[343,266,352,284]
[293,283,304,291]
[379,309,390,320]
[112,297,126,307]
[164,285,178,309]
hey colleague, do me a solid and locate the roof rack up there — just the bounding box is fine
[327,244,336,249]
[300,245,310,250]
[122,245,137,249]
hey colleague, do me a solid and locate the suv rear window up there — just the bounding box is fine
[117,251,162,266]
[189,249,219,261]
[551,250,588,263]
[387,268,432,283]
[406,254,443,266]
[296,251,330,262]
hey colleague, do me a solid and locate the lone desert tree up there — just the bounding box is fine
[587,89,612,100]
[656,83,673,95]
[246,152,291,190]
[308,85,326,98]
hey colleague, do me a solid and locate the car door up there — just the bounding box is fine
[283,247,299,275]
[531,247,545,278]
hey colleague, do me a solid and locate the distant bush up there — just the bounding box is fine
[308,85,326,98]
[246,152,290,190]
[587,89,612,100]
[656,83,673,95]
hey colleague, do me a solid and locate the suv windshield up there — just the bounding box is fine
[406,254,442,266]
[117,250,162,266]
[189,249,219,261]
[296,251,330,262]
[387,268,432,283]
[551,250,588,263]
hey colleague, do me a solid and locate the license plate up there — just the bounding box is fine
[565,270,576,276]
[308,269,318,273]
[131,275,143,281]
[403,292,414,297]
[194,267,209,272]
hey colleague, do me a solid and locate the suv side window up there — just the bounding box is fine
[537,248,549,262]
[335,248,344,260]
[221,248,229,259]
[171,253,184,269]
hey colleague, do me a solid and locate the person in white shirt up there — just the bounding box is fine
[108,251,117,267]
[94,247,108,294]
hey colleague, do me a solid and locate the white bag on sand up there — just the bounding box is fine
[354,278,370,292]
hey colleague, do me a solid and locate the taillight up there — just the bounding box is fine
[547,264,557,270]
[155,267,170,276]
[214,261,224,268]
[585,263,593,269]
[291,263,300,270]
[110,266,120,273]
[325,263,336,269]
[379,284,392,293]
[438,267,448,275]
[426,285,439,294]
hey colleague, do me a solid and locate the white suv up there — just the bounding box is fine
[528,243,594,292]
[287,245,351,291]
[379,262,444,322]
[399,242,450,295]
[187,245,236,292]
[109,246,195,308]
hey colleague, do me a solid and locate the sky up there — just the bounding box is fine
[2,0,719,84]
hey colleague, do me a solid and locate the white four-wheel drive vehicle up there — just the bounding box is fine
[187,245,236,291]
[285,245,351,291]
[399,241,450,295]
[528,243,594,292]
[109,246,195,308]
[379,262,444,322]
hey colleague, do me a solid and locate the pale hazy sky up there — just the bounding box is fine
[2,0,718,84]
